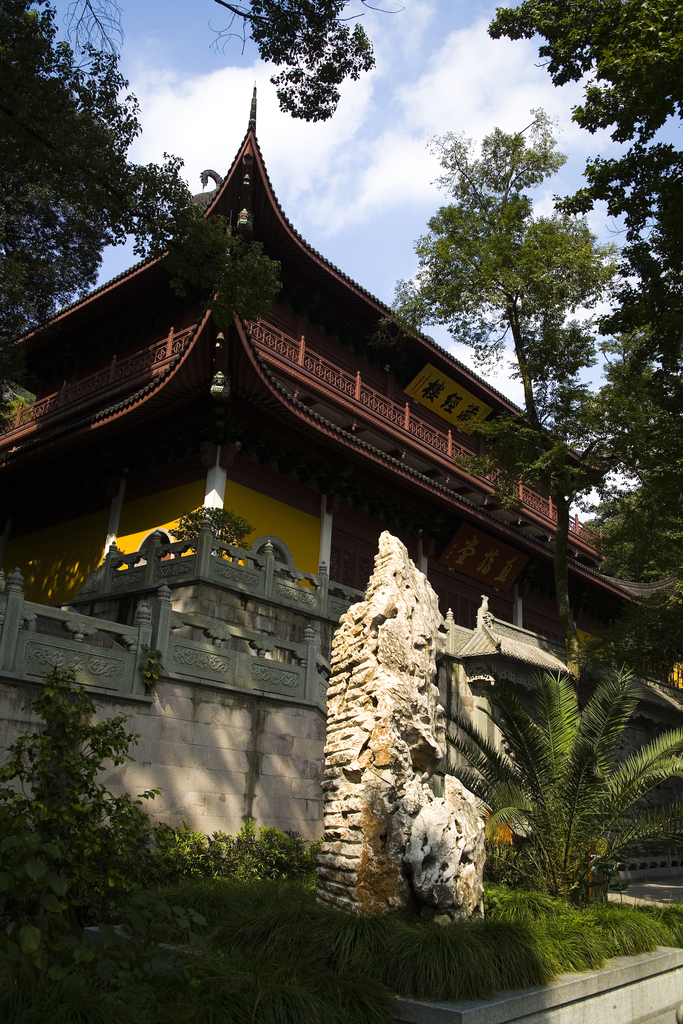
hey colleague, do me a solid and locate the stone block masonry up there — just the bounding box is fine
[0,677,325,841]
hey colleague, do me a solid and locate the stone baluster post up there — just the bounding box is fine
[302,623,318,703]
[445,607,455,656]
[317,561,329,618]
[133,602,153,695]
[196,512,213,579]
[100,541,121,596]
[144,530,164,587]
[0,568,25,672]
[263,540,275,600]
[151,584,173,665]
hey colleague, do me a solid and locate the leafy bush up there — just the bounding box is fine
[173,506,254,547]
[151,819,321,883]
[0,671,156,925]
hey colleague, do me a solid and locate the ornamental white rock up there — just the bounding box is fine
[404,776,485,919]
[316,531,485,919]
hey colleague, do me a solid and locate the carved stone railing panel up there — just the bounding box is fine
[77,532,364,624]
[0,573,152,694]
[158,600,324,707]
[19,633,133,689]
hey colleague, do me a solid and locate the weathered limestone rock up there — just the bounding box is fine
[316,531,485,919]
[404,776,485,920]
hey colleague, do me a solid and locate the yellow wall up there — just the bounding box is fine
[3,475,321,607]
[116,477,321,575]
[223,479,320,574]
[117,480,205,553]
[3,509,110,605]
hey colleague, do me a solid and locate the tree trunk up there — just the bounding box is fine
[552,490,579,675]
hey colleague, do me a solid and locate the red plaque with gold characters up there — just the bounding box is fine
[438,525,528,591]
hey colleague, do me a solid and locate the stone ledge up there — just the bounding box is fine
[394,947,683,1024]
[0,672,154,706]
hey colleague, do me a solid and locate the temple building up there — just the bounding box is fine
[0,93,675,838]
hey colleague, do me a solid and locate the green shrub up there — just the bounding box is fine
[173,506,254,547]
[151,819,321,883]
[0,670,157,938]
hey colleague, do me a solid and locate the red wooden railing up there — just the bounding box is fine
[2,325,194,442]
[250,320,600,548]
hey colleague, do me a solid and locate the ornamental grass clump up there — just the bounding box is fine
[446,667,683,901]
[6,878,683,1023]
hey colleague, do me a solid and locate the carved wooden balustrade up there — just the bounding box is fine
[250,320,600,550]
[1,325,195,445]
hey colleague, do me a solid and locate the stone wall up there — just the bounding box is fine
[0,676,325,840]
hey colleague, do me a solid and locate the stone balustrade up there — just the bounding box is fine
[76,522,364,623]
[0,567,153,695]
[0,527,361,711]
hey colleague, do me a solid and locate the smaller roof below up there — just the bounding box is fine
[598,574,676,598]
[449,597,568,673]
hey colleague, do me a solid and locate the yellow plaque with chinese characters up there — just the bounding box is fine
[438,524,528,592]
[403,364,492,435]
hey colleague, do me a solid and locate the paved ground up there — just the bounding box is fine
[609,874,683,907]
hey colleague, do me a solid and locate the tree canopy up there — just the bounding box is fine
[0,0,280,416]
[490,0,683,369]
[0,2,189,337]
[392,112,618,668]
[65,0,376,122]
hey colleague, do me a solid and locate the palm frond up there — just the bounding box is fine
[533,672,578,777]
[488,679,562,810]
[613,800,683,851]
[574,669,640,774]
[445,708,520,790]
[603,733,683,819]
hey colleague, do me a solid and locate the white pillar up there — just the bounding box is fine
[513,582,523,627]
[319,494,334,572]
[204,446,227,509]
[417,537,428,575]
[104,479,126,554]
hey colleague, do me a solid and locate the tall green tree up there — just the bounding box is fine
[448,668,683,901]
[489,0,683,371]
[580,332,683,679]
[393,113,617,670]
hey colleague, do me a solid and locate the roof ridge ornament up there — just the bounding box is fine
[249,83,257,133]
[199,169,224,190]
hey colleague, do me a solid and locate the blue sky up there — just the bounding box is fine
[53,0,624,404]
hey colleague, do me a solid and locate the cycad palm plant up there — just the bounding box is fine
[447,669,683,901]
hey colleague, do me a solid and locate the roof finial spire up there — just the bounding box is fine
[249,84,257,133]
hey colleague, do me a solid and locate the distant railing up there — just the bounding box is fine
[250,320,600,547]
[1,325,195,442]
